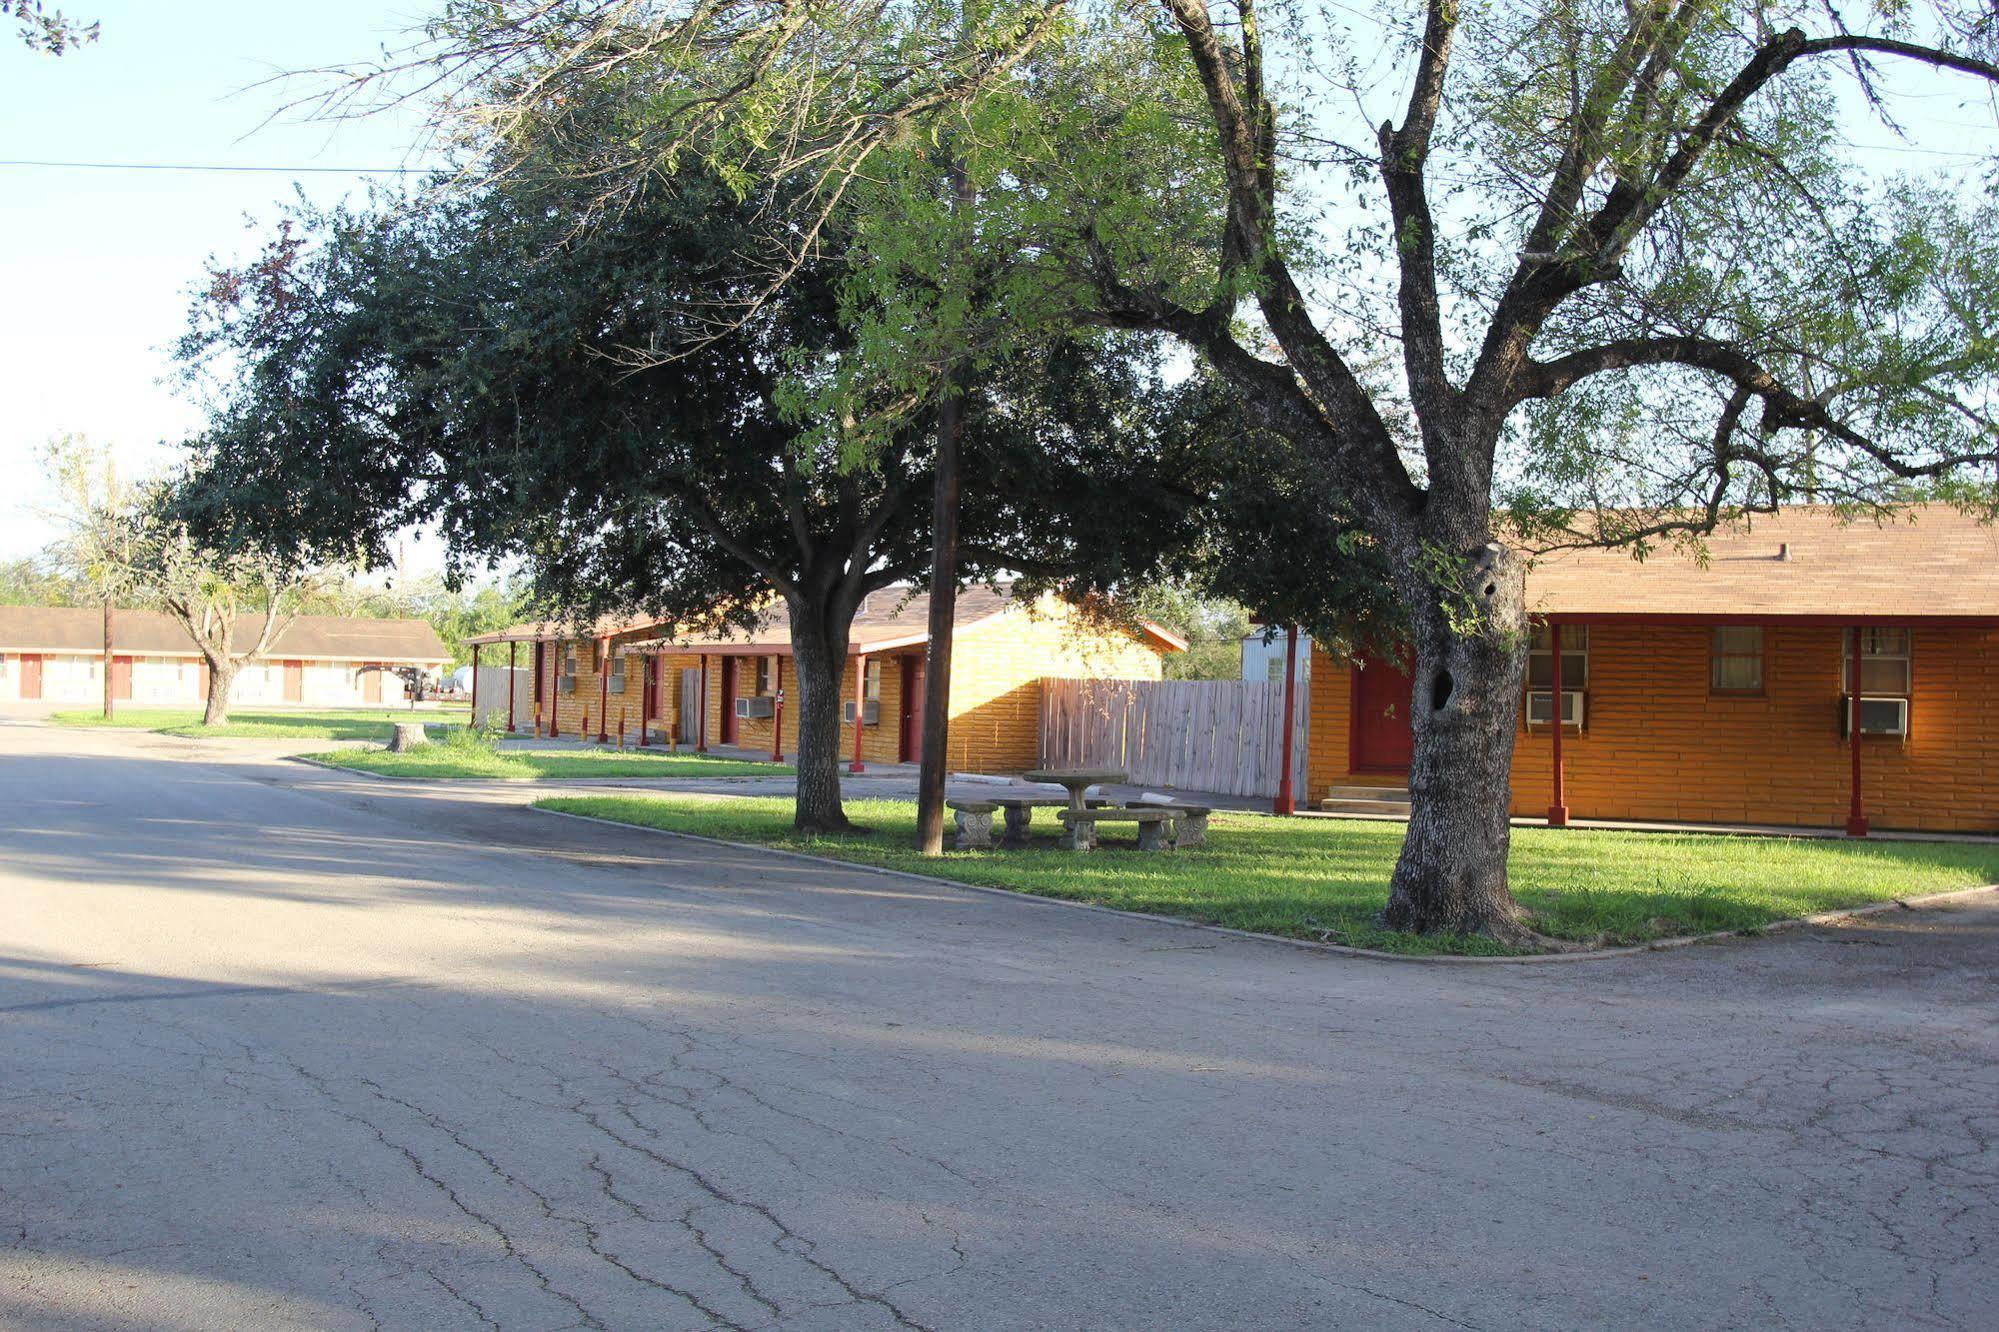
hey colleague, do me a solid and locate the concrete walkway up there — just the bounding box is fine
[3,722,1996,1329]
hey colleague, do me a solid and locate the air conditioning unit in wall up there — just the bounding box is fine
[557,674,577,696]
[843,700,881,725]
[1524,689,1585,728]
[735,696,775,719]
[1840,695,1909,738]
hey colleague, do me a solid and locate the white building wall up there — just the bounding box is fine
[132,656,200,705]
[231,662,281,704]
[1240,633,1312,685]
[42,654,102,703]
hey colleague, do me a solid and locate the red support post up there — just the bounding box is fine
[697,655,710,752]
[1274,626,1298,815]
[850,652,868,774]
[507,641,518,733]
[640,654,652,746]
[547,641,559,738]
[1547,619,1570,826]
[597,638,610,743]
[1847,628,1869,837]
[470,643,481,726]
[771,653,785,762]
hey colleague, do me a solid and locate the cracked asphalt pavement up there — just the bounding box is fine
[3,722,1996,1330]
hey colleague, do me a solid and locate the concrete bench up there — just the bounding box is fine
[387,722,429,753]
[946,799,1000,850]
[992,795,1108,844]
[1056,807,1176,852]
[1127,798,1214,848]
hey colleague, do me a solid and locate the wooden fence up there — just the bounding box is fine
[1038,677,1309,798]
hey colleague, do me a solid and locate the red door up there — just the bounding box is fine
[718,657,738,743]
[283,659,305,703]
[18,654,42,700]
[899,655,925,763]
[1350,654,1415,773]
[110,655,134,701]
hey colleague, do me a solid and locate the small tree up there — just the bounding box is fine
[146,513,336,727]
[44,436,338,726]
[40,434,142,718]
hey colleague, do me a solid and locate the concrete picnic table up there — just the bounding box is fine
[1022,768,1130,812]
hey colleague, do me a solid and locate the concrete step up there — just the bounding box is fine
[1319,798,1413,816]
[1319,785,1412,816]
[1323,784,1409,801]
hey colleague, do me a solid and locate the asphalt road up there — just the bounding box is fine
[3,723,1995,1330]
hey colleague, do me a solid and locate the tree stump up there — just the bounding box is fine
[388,722,429,753]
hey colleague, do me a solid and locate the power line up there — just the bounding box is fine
[0,158,424,174]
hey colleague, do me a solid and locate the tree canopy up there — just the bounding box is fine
[175,117,1250,826]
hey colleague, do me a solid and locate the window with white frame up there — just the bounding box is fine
[558,644,578,695]
[1842,628,1912,695]
[1527,625,1587,689]
[607,653,627,694]
[1525,624,1588,726]
[757,657,780,695]
[1710,626,1765,695]
[864,658,882,700]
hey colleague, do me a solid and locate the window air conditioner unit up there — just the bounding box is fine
[557,674,577,696]
[1525,689,1585,728]
[736,696,775,719]
[1840,695,1908,738]
[843,700,881,725]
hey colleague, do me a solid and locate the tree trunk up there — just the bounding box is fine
[787,609,854,833]
[915,388,964,855]
[202,656,235,727]
[1381,540,1538,943]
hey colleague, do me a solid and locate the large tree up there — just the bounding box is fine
[176,141,1229,829]
[379,0,1998,939]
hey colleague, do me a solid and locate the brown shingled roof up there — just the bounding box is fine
[465,613,665,645]
[1527,506,1999,620]
[0,607,448,661]
[618,584,1186,656]
[625,585,1018,655]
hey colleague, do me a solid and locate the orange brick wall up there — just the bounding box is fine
[529,601,1168,771]
[524,630,662,742]
[689,648,921,764]
[1310,626,1999,833]
[947,606,1167,771]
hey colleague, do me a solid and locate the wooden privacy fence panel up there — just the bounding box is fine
[1039,677,1309,798]
[473,666,532,730]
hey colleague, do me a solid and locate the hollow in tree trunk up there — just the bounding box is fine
[202,655,235,728]
[786,606,853,833]
[1381,541,1538,944]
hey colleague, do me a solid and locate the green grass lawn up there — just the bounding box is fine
[534,793,1999,955]
[51,707,470,741]
[313,743,788,780]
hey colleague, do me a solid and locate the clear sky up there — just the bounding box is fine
[1,3,1988,573]
[0,1,437,563]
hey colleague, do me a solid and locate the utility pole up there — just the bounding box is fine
[101,597,114,720]
[913,109,976,856]
[914,386,963,854]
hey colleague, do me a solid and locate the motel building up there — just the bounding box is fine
[468,584,1186,771]
[1310,506,1999,836]
[0,606,449,707]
